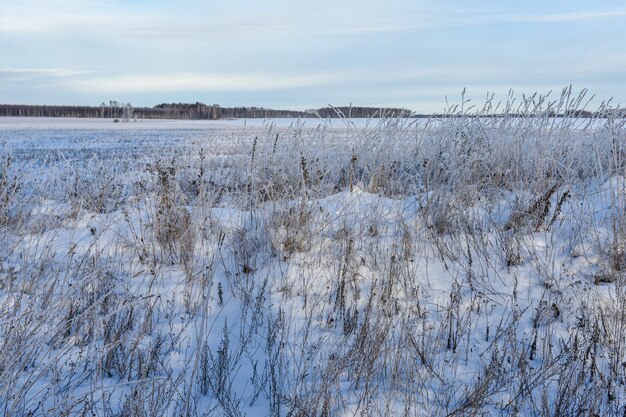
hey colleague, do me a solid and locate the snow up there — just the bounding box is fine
[1,109,626,416]
[0,116,394,130]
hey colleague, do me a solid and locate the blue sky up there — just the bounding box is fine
[1,0,625,112]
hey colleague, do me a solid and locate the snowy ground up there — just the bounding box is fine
[2,103,626,416]
[0,116,381,130]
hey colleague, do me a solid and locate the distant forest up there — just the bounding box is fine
[0,102,413,120]
[1,102,620,120]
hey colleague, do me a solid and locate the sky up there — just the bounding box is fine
[1,0,625,112]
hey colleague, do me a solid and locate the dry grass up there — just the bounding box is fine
[1,89,626,416]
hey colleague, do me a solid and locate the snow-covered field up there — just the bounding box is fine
[0,116,377,130]
[2,100,626,416]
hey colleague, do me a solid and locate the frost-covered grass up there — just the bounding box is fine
[2,89,626,416]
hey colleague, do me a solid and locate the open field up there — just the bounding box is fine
[2,93,626,416]
[0,117,380,130]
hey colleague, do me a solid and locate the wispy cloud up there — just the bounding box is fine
[321,8,626,35]
[508,10,626,23]
[3,2,625,39]
[0,68,91,80]
[66,73,345,93]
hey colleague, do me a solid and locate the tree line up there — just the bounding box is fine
[0,102,415,120]
[2,101,624,120]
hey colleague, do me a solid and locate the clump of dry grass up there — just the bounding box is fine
[267,202,313,257]
[0,152,23,229]
[148,161,195,267]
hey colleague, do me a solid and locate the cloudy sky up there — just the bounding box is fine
[1,0,625,112]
